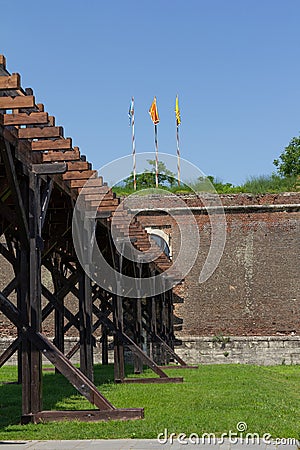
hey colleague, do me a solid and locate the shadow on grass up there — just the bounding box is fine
[0,364,118,429]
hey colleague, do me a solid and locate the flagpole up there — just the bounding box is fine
[155,124,159,188]
[149,96,159,188]
[176,124,180,186]
[175,94,181,186]
[131,97,136,190]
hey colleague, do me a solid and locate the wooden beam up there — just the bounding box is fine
[83,193,114,201]
[3,112,49,126]
[28,172,42,414]
[62,170,97,180]
[70,177,103,189]
[0,95,35,110]
[42,149,80,162]
[32,163,67,175]
[32,138,72,151]
[0,291,116,412]
[19,126,63,139]
[78,271,94,381]
[48,116,55,126]
[78,185,109,195]
[92,306,173,380]
[40,179,53,229]
[91,199,119,208]
[0,73,21,90]
[0,336,21,367]
[67,161,89,171]
[22,408,144,424]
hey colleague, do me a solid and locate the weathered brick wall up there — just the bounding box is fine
[1,193,299,341]
[129,193,300,337]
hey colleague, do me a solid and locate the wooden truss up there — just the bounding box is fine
[0,55,194,424]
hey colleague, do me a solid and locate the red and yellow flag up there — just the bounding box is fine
[175,94,181,126]
[149,96,160,124]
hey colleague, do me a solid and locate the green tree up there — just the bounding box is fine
[124,160,177,190]
[273,135,300,177]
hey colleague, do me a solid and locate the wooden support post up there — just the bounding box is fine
[101,298,109,365]
[149,269,157,360]
[78,269,94,381]
[160,290,168,366]
[19,246,31,414]
[101,326,109,365]
[28,171,42,414]
[166,289,174,350]
[113,292,125,382]
[0,290,144,420]
[133,260,143,374]
[52,257,64,373]
[77,212,95,381]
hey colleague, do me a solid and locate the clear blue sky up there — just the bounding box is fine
[1,0,300,185]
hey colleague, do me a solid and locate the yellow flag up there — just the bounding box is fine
[175,94,181,126]
[149,96,160,124]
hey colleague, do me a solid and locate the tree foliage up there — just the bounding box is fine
[123,160,177,190]
[273,135,300,177]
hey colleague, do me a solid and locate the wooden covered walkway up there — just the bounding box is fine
[0,55,193,424]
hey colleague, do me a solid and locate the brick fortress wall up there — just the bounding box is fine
[127,192,300,337]
[1,192,299,365]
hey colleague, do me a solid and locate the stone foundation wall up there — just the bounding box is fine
[1,335,299,366]
[175,335,300,365]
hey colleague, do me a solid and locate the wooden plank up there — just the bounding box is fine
[42,149,80,162]
[67,161,89,171]
[91,199,119,208]
[22,408,144,424]
[0,95,35,109]
[3,112,49,126]
[62,170,97,180]
[78,185,109,195]
[31,138,72,151]
[32,163,67,175]
[81,192,114,201]
[48,116,55,126]
[0,74,21,90]
[70,177,103,189]
[19,126,63,139]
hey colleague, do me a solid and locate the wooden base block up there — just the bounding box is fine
[158,365,199,369]
[122,377,183,384]
[21,408,144,424]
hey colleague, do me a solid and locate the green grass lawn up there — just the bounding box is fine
[0,364,299,440]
